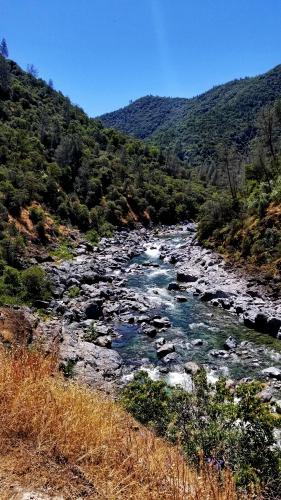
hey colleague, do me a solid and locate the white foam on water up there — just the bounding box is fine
[189,322,206,330]
[141,366,161,381]
[207,370,219,384]
[148,269,170,279]
[166,371,193,391]
[141,366,193,391]
[269,351,281,362]
[144,244,161,258]
[145,286,177,310]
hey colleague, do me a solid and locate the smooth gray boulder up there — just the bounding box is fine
[94,336,112,348]
[184,361,201,375]
[167,282,180,291]
[153,317,171,328]
[262,367,281,380]
[85,301,103,319]
[177,271,198,283]
[156,342,175,358]
[224,336,238,350]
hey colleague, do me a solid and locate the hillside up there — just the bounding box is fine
[99,65,281,166]
[0,55,205,270]
[0,347,240,499]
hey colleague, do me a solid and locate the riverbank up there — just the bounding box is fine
[23,224,277,406]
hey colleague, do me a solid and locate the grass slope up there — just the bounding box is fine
[0,348,240,499]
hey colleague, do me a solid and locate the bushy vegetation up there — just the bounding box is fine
[100,66,281,273]
[0,348,241,499]
[122,371,281,497]
[0,53,206,303]
[100,65,281,168]
[0,265,51,305]
[197,101,281,272]
[0,55,204,240]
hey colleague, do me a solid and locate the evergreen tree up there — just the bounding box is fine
[0,38,8,58]
[27,64,38,78]
[0,55,10,94]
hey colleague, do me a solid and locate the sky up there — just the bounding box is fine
[1,0,281,116]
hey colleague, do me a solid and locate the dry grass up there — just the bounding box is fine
[0,348,250,499]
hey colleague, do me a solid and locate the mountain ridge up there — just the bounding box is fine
[99,64,281,166]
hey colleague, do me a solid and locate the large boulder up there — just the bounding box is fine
[60,338,123,388]
[85,301,103,319]
[184,361,201,375]
[153,317,171,328]
[177,271,198,283]
[167,282,180,291]
[156,342,175,358]
[262,367,281,380]
[94,336,112,348]
[243,311,281,337]
[224,336,238,350]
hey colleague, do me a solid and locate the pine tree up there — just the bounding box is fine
[0,38,8,58]
[0,55,10,94]
[27,64,38,78]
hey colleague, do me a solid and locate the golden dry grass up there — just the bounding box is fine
[0,348,250,499]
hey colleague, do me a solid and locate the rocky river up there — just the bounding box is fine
[41,224,281,410]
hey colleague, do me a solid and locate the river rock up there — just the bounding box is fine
[167,282,180,291]
[177,271,198,283]
[224,336,238,350]
[156,342,175,358]
[262,367,281,380]
[191,339,203,346]
[94,336,112,348]
[141,325,157,338]
[184,361,200,375]
[209,349,230,359]
[162,352,178,364]
[153,317,171,328]
[155,337,165,347]
[60,338,123,388]
[176,295,188,302]
[85,301,103,320]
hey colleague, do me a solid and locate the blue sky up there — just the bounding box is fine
[1,0,281,116]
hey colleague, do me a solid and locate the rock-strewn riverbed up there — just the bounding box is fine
[40,224,281,408]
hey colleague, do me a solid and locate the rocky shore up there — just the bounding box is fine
[26,223,279,402]
[158,225,281,338]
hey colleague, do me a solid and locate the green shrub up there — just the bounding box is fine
[2,266,22,294]
[51,240,73,261]
[121,370,281,494]
[85,229,99,245]
[68,285,80,298]
[29,206,45,224]
[21,266,52,302]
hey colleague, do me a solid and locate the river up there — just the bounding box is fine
[113,232,281,389]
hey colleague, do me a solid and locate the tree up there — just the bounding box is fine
[0,38,8,58]
[0,55,10,94]
[27,64,38,78]
[48,79,54,89]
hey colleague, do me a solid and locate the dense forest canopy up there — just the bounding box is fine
[0,54,205,260]
[1,48,281,286]
[99,65,281,170]
[100,65,281,275]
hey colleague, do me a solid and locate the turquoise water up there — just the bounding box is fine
[113,235,281,381]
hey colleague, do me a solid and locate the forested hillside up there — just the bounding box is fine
[100,66,281,275]
[0,55,204,264]
[99,65,281,169]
